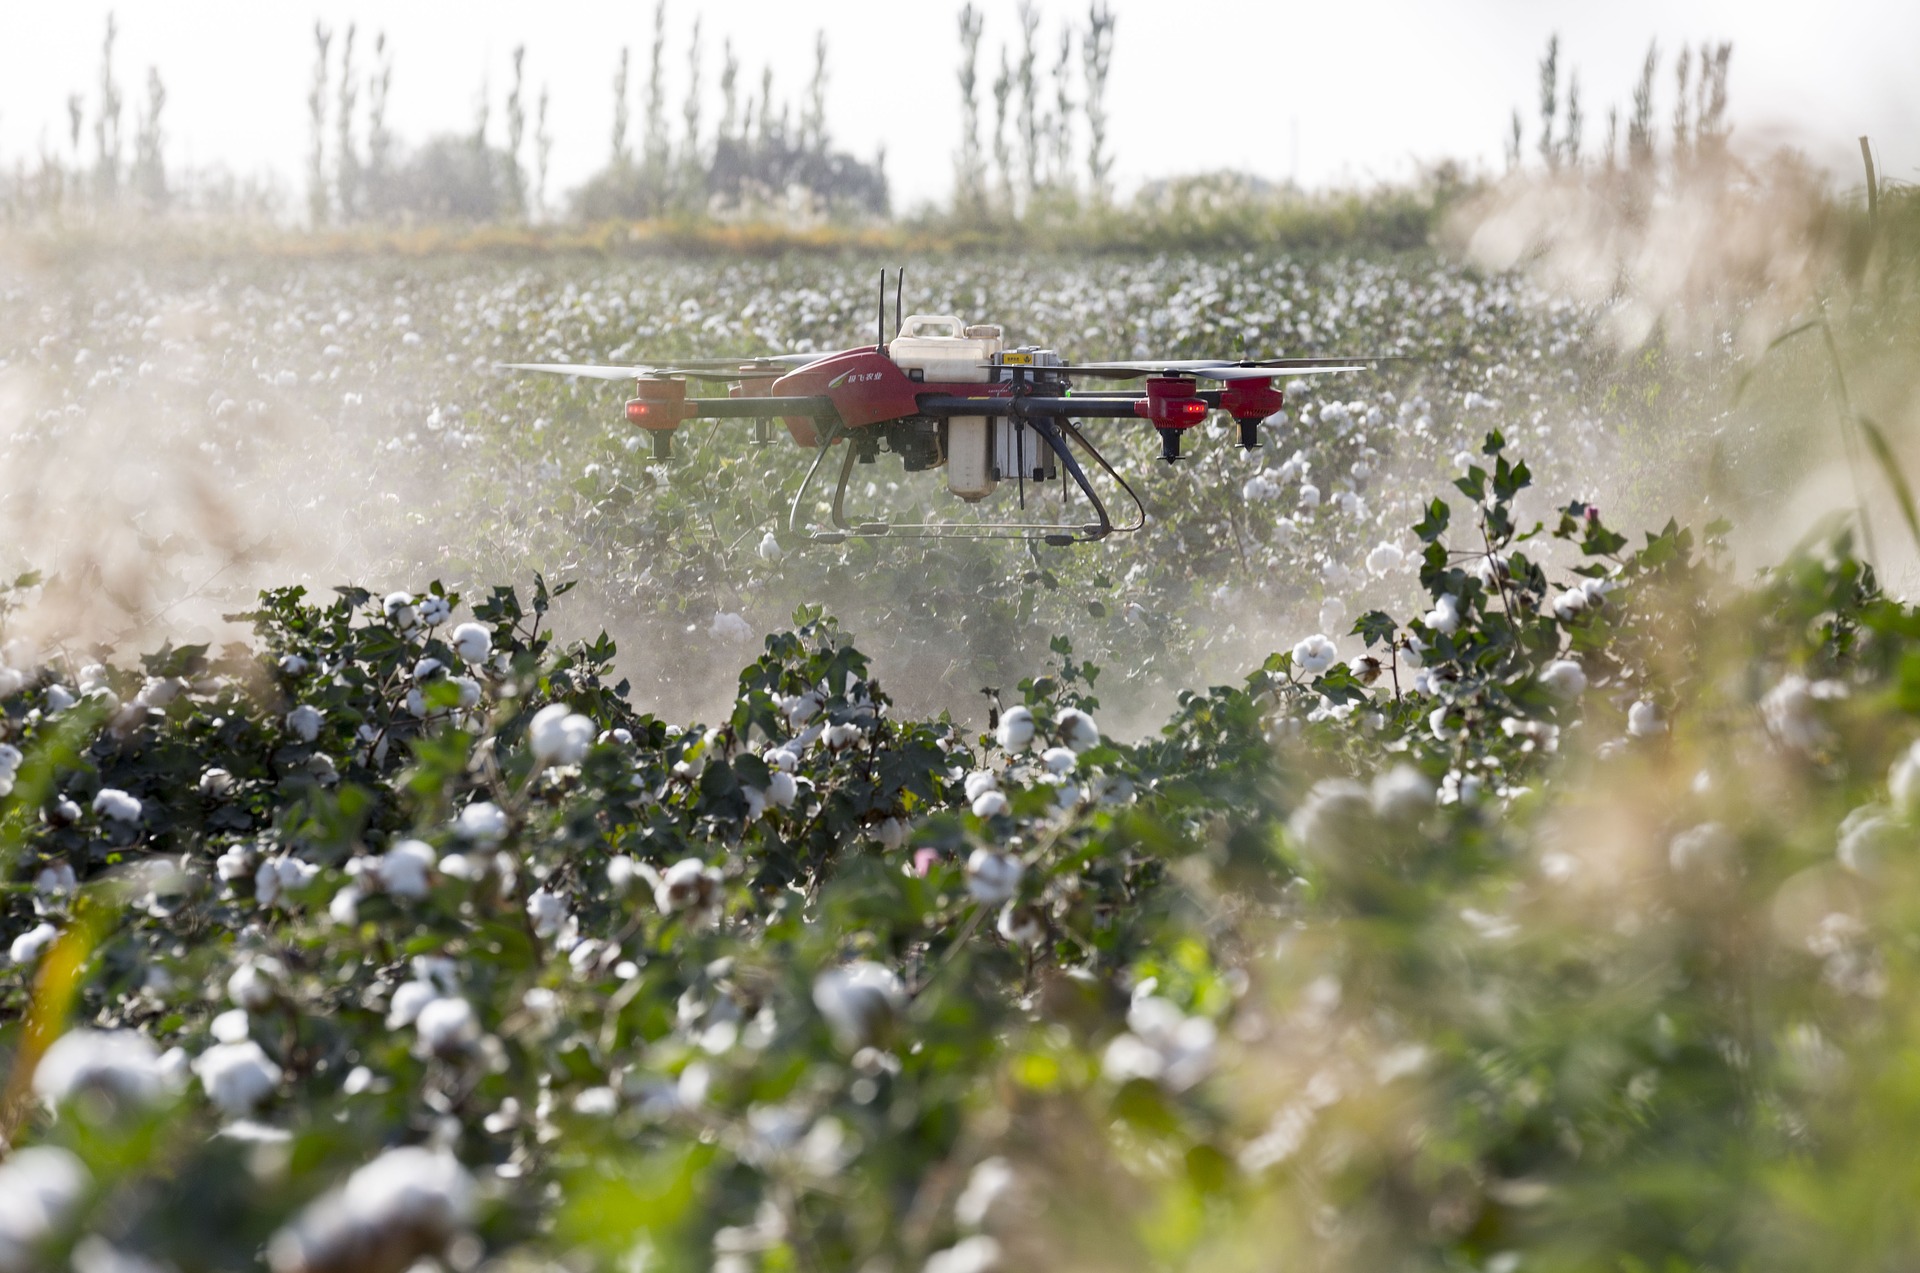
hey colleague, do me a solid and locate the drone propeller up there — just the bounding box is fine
[1073,356,1391,372]
[498,361,790,382]
[997,361,1371,381]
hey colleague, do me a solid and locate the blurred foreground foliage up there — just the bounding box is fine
[7,435,1920,1272]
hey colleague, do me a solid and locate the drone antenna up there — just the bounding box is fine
[895,267,904,339]
[877,269,888,357]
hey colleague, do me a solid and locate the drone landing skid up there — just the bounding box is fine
[788,418,1145,546]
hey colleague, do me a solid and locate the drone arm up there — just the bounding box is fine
[671,396,839,420]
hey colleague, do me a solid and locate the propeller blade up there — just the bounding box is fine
[1026,362,1370,380]
[1193,364,1369,381]
[498,362,788,382]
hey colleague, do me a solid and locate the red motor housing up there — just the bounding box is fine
[1218,376,1283,422]
[625,376,688,430]
[1133,377,1210,429]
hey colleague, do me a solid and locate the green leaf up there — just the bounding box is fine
[1353,610,1398,648]
[1413,498,1451,543]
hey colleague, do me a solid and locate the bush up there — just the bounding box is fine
[12,428,1920,1269]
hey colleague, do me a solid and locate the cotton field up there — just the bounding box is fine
[6,243,1919,1272]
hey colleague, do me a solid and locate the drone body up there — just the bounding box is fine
[506,271,1375,543]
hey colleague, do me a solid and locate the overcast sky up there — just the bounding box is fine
[2,0,1914,212]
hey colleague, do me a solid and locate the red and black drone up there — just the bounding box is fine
[505,270,1376,544]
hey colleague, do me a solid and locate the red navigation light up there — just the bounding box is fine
[624,398,655,423]
[1164,397,1208,425]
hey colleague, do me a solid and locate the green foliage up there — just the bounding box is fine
[11,437,1920,1270]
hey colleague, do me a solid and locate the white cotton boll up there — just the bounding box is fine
[1292,635,1337,676]
[784,690,824,727]
[455,801,507,843]
[997,903,1045,948]
[758,531,785,562]
[382,592,418,630]
[824,722,862,752]
[1627,700,1664,738]
[450,622,491,663]
[1371,765,1435,821]
[267,1147,475,1273]
[32,1029,177,1111]
[0,744,20,778]
[78,664,109,693]
[1424,594,1460,635]
[414,996,480,1058]
[710,611,754,642]
[328,884,362,926]
[996,706,1035,750]
[767,771,798,808]
[1540,659,1587,698]
[0,667,22,700]
[386,980,440,1030]
[1241,473,1281,502]
[286,705,323,743]
[970,790,1010,819]
[10,921,58,967]
[1453,450,1478,473]
[195,1040,282,1116]
[412,656,445,684]
[210,1008,252,1045]
[448,676,482,709]
[1551,589,1588,621]
[1366,543,1404,576]
[228,961,278,1011]
[1274,517,1298,543]
[654,858,722,918]
[964,771,999,801]
[924,1236,1003,1273]
[1041,746,1077,775]
[199,767,235,798]
[1298,483,1321,508]
[215,844,254,882]
[1057,708,1100,753]
[526,888,569,938]
[764,746,799,773]
[966,849,1023,905]
[1580,577,1613,606]
[811,961,905,1051]
[32,862,76,900]
[92,788,143,824]
[137,676,181,709]
[0,1146,91,1266]
[529,703,595,766]
[278,653,310,676]
[45,685,76,714]
[572,1086,619,1117]
[1318,597,1347,635]
[743,786,769,822]
[417,595,452,626]
[874,817,909,850]
[380,840,437,898]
